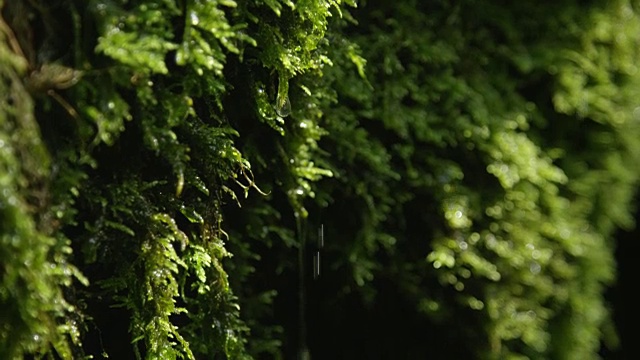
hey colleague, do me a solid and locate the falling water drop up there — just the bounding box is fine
[275,72,291,117]
[275,94,291,117]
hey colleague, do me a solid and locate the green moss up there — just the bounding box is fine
[1,0,639,358]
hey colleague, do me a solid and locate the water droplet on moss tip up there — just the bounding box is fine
[275,95,291,117]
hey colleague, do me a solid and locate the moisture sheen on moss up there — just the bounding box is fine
[1,0,639,359]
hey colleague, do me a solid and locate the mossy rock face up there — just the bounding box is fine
[1,0,638,359]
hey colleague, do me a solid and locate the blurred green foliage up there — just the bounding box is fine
[1,0,639,359]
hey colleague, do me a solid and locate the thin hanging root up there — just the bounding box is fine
[0,15,27,60]
[218,227,229,242]
[234,166,270,197]
[47,89,79,119]
[2,7,82,121]
[222,185,242,207]
[47,90,97,148]
[232,177,249,192]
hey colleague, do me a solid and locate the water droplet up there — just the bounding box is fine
[275,95,291,117]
